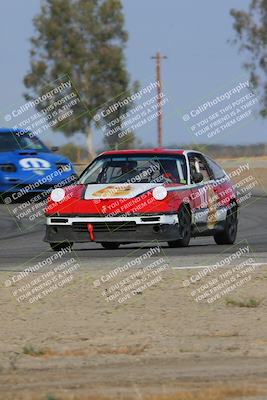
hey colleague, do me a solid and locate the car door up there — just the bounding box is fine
[205,155,236,219]
[187,152,217,230]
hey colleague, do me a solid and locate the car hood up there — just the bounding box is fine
[0,150,71,169]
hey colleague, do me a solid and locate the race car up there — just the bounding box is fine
[0,128,77,202]
[44,148,239,250]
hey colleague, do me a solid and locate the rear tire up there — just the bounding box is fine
[50,242,73,251]
[101,242,120,250]
[214,205,238,245]
[168,206,191,248]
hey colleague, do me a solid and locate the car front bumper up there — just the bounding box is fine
[44,214,180,244]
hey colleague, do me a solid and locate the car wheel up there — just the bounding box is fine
[168,206,191,248]
[214,205,238,245]
[101,242,120,250]
[50,242,73,251]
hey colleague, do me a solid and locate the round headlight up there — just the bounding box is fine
[51,188,65,203]
[152,186,168,201]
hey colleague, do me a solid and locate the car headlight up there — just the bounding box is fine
[0,164,16,172]
[51,188,65,202]
[152,186,168,200]
[56,163,72,173]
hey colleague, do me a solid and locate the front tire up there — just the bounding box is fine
[168,206,191,248]
[50,242,73,251]
[214,205,238,245]
[101,242,120,250]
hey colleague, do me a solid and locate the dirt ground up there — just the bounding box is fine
[1,261,267,400]
[218,157,267,193]
[1,155,267,400]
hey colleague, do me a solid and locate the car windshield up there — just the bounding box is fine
[0,132,49,152]
[79,155,188,185]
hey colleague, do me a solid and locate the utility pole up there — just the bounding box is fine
[151,51,167,147]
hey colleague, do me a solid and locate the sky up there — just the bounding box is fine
[0,0,265,150]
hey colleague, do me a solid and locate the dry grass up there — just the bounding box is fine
[41,385,266,400]
[22,343,148,358]
[140,386,265,400]
[9,385,264,400]
[225,297,262,308]
[224,167,267,190]
[22,345,45,356]
[96,343,148,355]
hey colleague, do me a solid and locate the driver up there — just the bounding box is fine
[113,161,138,183]
[160,160,179,183]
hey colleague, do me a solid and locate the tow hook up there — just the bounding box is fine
[87,223,95,241]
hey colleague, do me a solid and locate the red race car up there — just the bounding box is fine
[44,149,238,250]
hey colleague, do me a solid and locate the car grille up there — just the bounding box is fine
[72,221,137,233]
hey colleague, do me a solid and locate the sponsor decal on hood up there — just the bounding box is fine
[19,158,51,171]
[84,183,161,199]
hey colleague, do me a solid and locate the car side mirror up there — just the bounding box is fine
[51,146,59,152]
[192,172,203,183]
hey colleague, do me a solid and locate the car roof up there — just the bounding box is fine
[0,128,31,134]
[99,148,188,156]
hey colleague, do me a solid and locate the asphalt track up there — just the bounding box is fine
[0,196,266,271]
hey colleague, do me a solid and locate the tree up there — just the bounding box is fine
[58,143,88,163]
[101,80,140,150]
[230,0,267,116]
[24,0,137,159]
